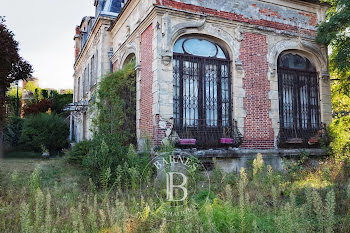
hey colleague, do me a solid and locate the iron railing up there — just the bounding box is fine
[277,125,323,148]
[173,119,243,148]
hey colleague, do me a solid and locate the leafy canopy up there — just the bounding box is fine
[317,1,350,159]
[0,18,33,155]
[0,21,32,87]
[317,0,350,95]
[92,61,136,146]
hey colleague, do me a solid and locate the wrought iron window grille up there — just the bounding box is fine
[277,54,322,148]
[172,47,242,148]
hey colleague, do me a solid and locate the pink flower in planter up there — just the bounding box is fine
[221,138,234,144]
[180,139,196,145]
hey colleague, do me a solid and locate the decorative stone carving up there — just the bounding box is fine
[269,67,277,77]
[268,39,328,73]
[161,51,172,66]
[234,27,243,42]
[164,18,207,53]
[126,25,131,38]
[159,121,167,129]
[321,71,330,82]
[235,59,244,71]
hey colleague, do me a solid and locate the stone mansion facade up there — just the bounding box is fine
[70,0,332,151]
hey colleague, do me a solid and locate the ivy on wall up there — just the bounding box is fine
[92,61,136,146]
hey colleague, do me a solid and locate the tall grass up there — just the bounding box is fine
[0,154,347,232]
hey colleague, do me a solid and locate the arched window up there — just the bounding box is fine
[173,37,240,147]
[123,53,136,68]
[278,53,320,146]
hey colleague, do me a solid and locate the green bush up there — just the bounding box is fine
[329,116,350,161]
[81,62,143,187]
[82,136,150,188]
[3,116,23,149]
[51,92,73,115]
[20,113,69,153]
[92,61,136,146]
[67,140,92,164]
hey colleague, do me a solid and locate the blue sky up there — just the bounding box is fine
[0,0,95,90]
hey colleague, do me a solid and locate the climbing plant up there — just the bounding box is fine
[81,62,140,186]
[92,61,136,146]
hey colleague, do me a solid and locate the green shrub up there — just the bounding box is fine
[82,136,149,188]
[3,116,23,149]
[92,61,136,146]
[20,113,69,153]
[81,62,145,187]
[329,116,350,161]
[51,92,73,115]
[23,99,53,117]
[67,140,92,164]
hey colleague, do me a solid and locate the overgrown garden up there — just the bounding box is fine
[1,0,350,232]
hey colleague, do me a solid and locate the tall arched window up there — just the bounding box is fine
[278,53,320,146]
[173,37,241,147]
[123,53,136,68]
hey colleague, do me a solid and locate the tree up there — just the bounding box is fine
[0,19,33,156]
[23,99,53,117]
[6,84,22,117]
[51,92,73,115]
[317,1,350,158]
[317,0,350,96]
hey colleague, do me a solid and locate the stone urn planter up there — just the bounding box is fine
[42,152,50,158]
[41,145,50,158]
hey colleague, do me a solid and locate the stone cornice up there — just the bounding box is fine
[74,16,114,69]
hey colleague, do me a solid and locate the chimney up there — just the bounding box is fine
[74,26,81,60]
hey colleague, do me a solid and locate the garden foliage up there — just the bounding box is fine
[19,113,69,153]
[92,61,136,146]
[23,99,53,117]
[317,0,350,160]
[3,116,23,149]
[0,154,346,232]
[67,140,93,165]
[329,116,350,161]
[69,62,146,187]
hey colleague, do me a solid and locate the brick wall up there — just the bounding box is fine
[158,0,317,37]
[239,32,274,149]
[140,24,154,138]
[113,61,118,72]
[153,115,173,146]
[74,26,81,60]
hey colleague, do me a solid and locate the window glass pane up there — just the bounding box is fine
[221,64,230,127]
[110,0,122,13]
[217,47,226,59]
[172,37,232,144]
[183,39,217,57]
[279,54,315,71]
[174,38,185,54]
[299,74,309,129]
[205,64,218,127]
[174,37,228,59]
[183,60,199,127]
[95,50,98,85]
[173,58,181,127]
